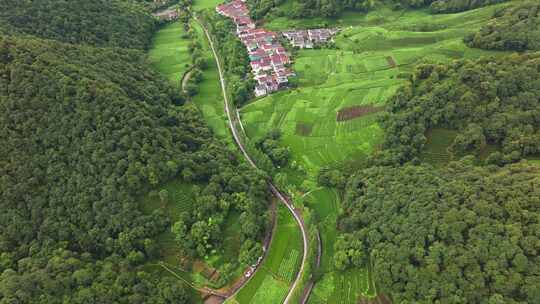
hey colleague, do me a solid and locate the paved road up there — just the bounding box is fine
[195,16,309,304]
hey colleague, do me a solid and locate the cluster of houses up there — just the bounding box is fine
[216,0,295,97]
[282,28,340,48]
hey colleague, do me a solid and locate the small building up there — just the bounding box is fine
[154,9,179,21]
[255,85,267,97]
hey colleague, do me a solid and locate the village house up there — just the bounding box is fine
[282,28,340,48]
[216,0,295,97]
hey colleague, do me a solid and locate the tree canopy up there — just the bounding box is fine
[465,1,540,51]
[429,0,508,14]
[379,52,540,165]
[337,161,540,303]
[247,0,509,19]
[0,0,271,301]
[0,0,157,49]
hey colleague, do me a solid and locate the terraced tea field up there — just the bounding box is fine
[231,204,303,304]
[241,4,508,178]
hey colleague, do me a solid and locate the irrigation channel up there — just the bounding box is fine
[194,15,314,304]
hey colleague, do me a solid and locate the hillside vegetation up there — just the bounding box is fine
[247,0,509,20]
[380,52,540,165]
[0,0,272,302]
[0,0,157,49]
[465,1,540,51]
[339,161,540,303]
[0,34,201,303]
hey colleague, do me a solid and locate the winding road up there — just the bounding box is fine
[194,16,310,304]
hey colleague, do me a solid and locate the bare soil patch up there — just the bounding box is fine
[296,122,313,136]
[386,56,397,68]
[336,105,383,122]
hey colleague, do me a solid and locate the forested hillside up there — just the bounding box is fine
[338,161,540,303]
[429,0,508,13]
[247,0,509,19]
[128,0,180,12]
[379,52,540,165]
[0,0,271,302]
[0,0,157,49]
[327,49,540,303]
[465,1,540,51]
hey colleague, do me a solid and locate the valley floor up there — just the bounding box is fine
[147,1,514,303]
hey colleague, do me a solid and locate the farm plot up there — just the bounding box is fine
[242,2,510,179]
[303,188,339,273]
[310,268,375,304]
[233,204,303,304]
[148,20,230,141]
[277,249,300,283]
[336,105,382,121]
[148,20,191,86]
[241,50,397,175]
[139,180,196,269]
[248,275,289,304]
[421,128,458,165]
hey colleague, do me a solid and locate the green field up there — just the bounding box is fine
[232,204,303,304]
[148,17,230,140]
[303,188,376,303]
[421,128,458,165]
[239,3,514,303]
[304,189,339,274]
[241,4,509,178]
[193,0,224,11]
[190,20,232,140]
[148,21,191,86]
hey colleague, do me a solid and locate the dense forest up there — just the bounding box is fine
[0,33,196,303]
[129,0,180,12]
[0,0,157,49]
[329,48,540,303]
[465,1,540,51]
[337,161,539,303]
[0,0,271,302]
[378,52,540,165]
[247,0,508,19]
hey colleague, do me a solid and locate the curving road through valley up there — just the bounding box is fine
[194,15,310,304]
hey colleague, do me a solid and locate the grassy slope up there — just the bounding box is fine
[190,20,232,141]
[240,3,513,304]
[148,21,191,87]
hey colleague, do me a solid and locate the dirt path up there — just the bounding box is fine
[181,67,194,95]
[195,15,310,304]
